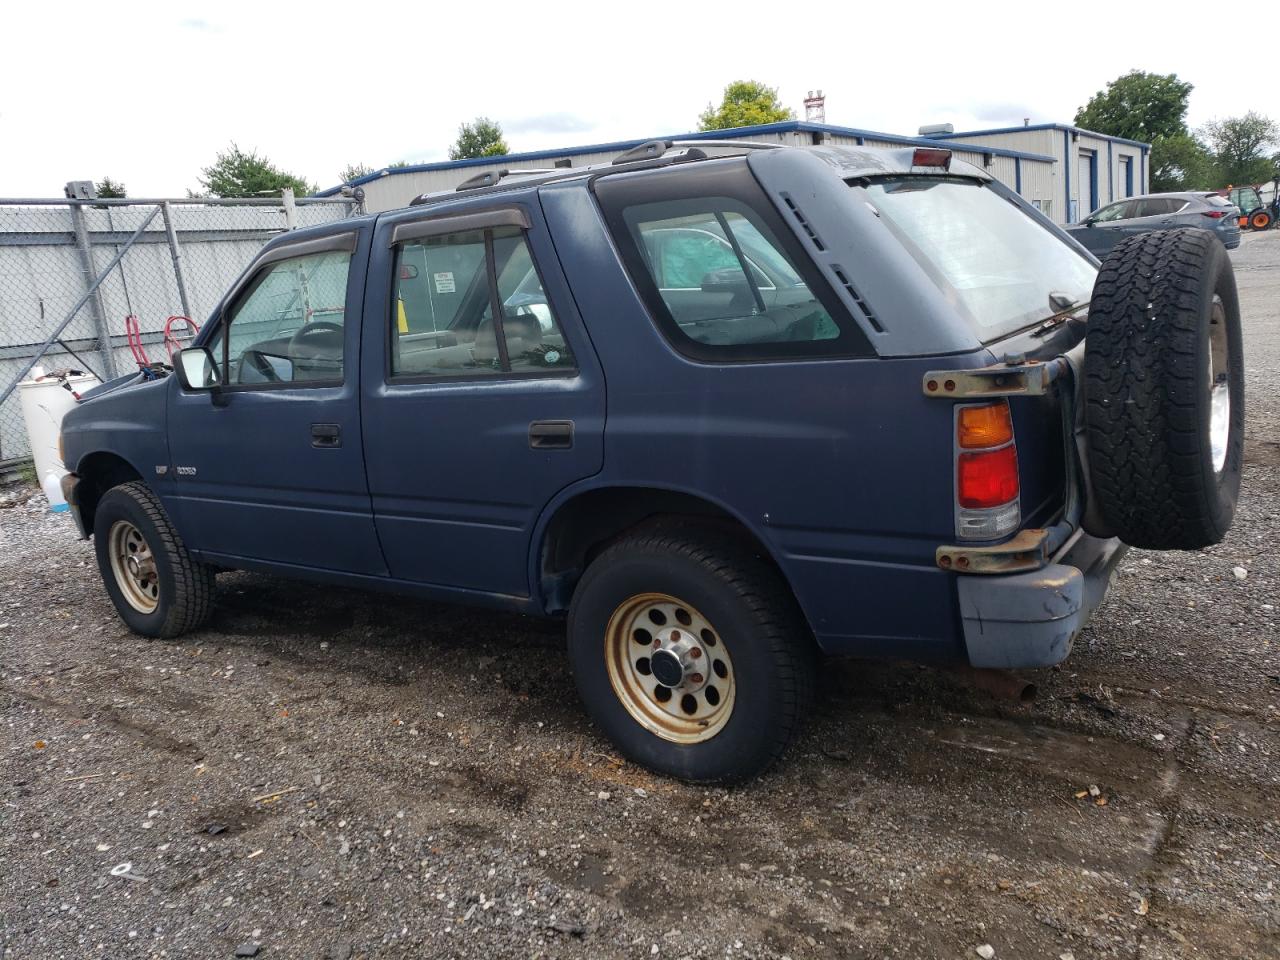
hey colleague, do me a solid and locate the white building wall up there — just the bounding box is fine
[357,132,1056,217]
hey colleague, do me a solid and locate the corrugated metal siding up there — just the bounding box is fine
[1019,157,1057,220]
[930,129,1058,158]
[360,133,807,213]
[359,131,1057,216]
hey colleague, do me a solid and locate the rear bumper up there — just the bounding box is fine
[957,528,1127,669]
[60,472,89,539]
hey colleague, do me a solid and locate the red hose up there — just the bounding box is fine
[124,314,150,367]
[163,315,201,360]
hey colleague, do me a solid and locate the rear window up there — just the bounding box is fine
[855,177,1097,341]
[1204,195,1233,207]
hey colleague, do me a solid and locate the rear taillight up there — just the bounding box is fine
[955,401,1020,540]
[958,446,1019,507]
[1201,210,1228,219]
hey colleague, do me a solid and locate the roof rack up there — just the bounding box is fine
[408,139,789,207]
[610,138,783,165]
[455,168,559,192]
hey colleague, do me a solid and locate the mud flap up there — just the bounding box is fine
[957,563,1084,669]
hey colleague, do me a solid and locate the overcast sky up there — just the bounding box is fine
[1,0,1273,197]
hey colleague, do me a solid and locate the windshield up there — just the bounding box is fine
[855,177,1097,340]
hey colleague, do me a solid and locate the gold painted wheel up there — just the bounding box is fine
[108,520,159,614]
[604,592,735,744]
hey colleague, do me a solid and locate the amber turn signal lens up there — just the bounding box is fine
[957,402,1014,449]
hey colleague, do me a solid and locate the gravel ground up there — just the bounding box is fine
[3,232,1278,960]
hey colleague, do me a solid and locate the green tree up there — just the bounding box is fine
[1074,71,1193,143]
[95,176,127,198]
[339,162,373,183]
[197,144,314,198]
[1201,112,1280,186]
[448,118,509,160]
[698,80,793,132]
[1150,133,1217,192]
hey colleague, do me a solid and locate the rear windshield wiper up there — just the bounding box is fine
[1032,295,1089,337]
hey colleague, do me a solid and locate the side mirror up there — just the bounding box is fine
[175,347,220,391]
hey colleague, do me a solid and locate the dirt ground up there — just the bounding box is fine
[2,232,1278,960]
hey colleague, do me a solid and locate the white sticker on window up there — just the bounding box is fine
[433,272,455,294]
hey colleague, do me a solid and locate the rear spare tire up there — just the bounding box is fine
[1083,228,1243,549]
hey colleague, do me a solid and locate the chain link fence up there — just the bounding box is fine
[0,194,359,471]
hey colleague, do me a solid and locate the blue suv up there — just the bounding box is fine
[60,141,1245,782]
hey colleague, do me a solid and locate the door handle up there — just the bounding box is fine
[529,420,573,450]
[311,423,341,448]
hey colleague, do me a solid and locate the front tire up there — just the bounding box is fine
[93,481,215,638]
[567,524,815,783]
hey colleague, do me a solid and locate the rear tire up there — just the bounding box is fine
[567,523,815,783]
[1084,228,1244,549]
[93,481,216,638]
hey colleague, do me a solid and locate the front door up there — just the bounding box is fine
[360,201,604,597]
[167,228,386,575]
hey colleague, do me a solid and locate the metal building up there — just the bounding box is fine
[927,123,1150,224]
[316,121,1066,218]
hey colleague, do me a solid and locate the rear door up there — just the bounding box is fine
[360,200,604,597]
[1121,198,1179,239]
[168,227,387,575]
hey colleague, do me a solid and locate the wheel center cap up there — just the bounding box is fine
[127,556,141,576]
[650,648,685,687]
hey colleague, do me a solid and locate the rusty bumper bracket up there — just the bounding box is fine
[936,528,1049,574]
[922,357,1071,399]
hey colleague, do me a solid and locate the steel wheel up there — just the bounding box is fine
[108,520,159,614]
[1208,294,1231,475]
[604,592,735,744]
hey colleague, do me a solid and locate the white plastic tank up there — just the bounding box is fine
[17,369,97,512]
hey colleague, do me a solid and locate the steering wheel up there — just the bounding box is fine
[288,320,344,362]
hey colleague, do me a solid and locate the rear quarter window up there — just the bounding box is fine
[595,161,871,362]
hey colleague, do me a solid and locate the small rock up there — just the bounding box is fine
[326,944,353,960]
[1060,953,1076,960]
[1232,566,1248,580]
[1087,784,1101,797]
[205,823,228,836]
[633,788,648,798]
[976,946,995,960]
[234,944,260,958]
[597,791,611,801]
[1153,733,1165,742]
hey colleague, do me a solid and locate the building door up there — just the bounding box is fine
[1119,156,1133,197]
[1077,150,1098,219]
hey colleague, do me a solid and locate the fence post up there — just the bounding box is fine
[68,202,118,379]
[282,187,297,230]
[160,202,193,318]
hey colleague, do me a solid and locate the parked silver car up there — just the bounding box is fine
[1066,192,1241,255]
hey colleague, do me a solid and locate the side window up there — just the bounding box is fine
[211,250,351,386]
[391,224,576,379]
[1093,201,1132,222]
[1133,198,1176,218]
[623,198,840,348]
